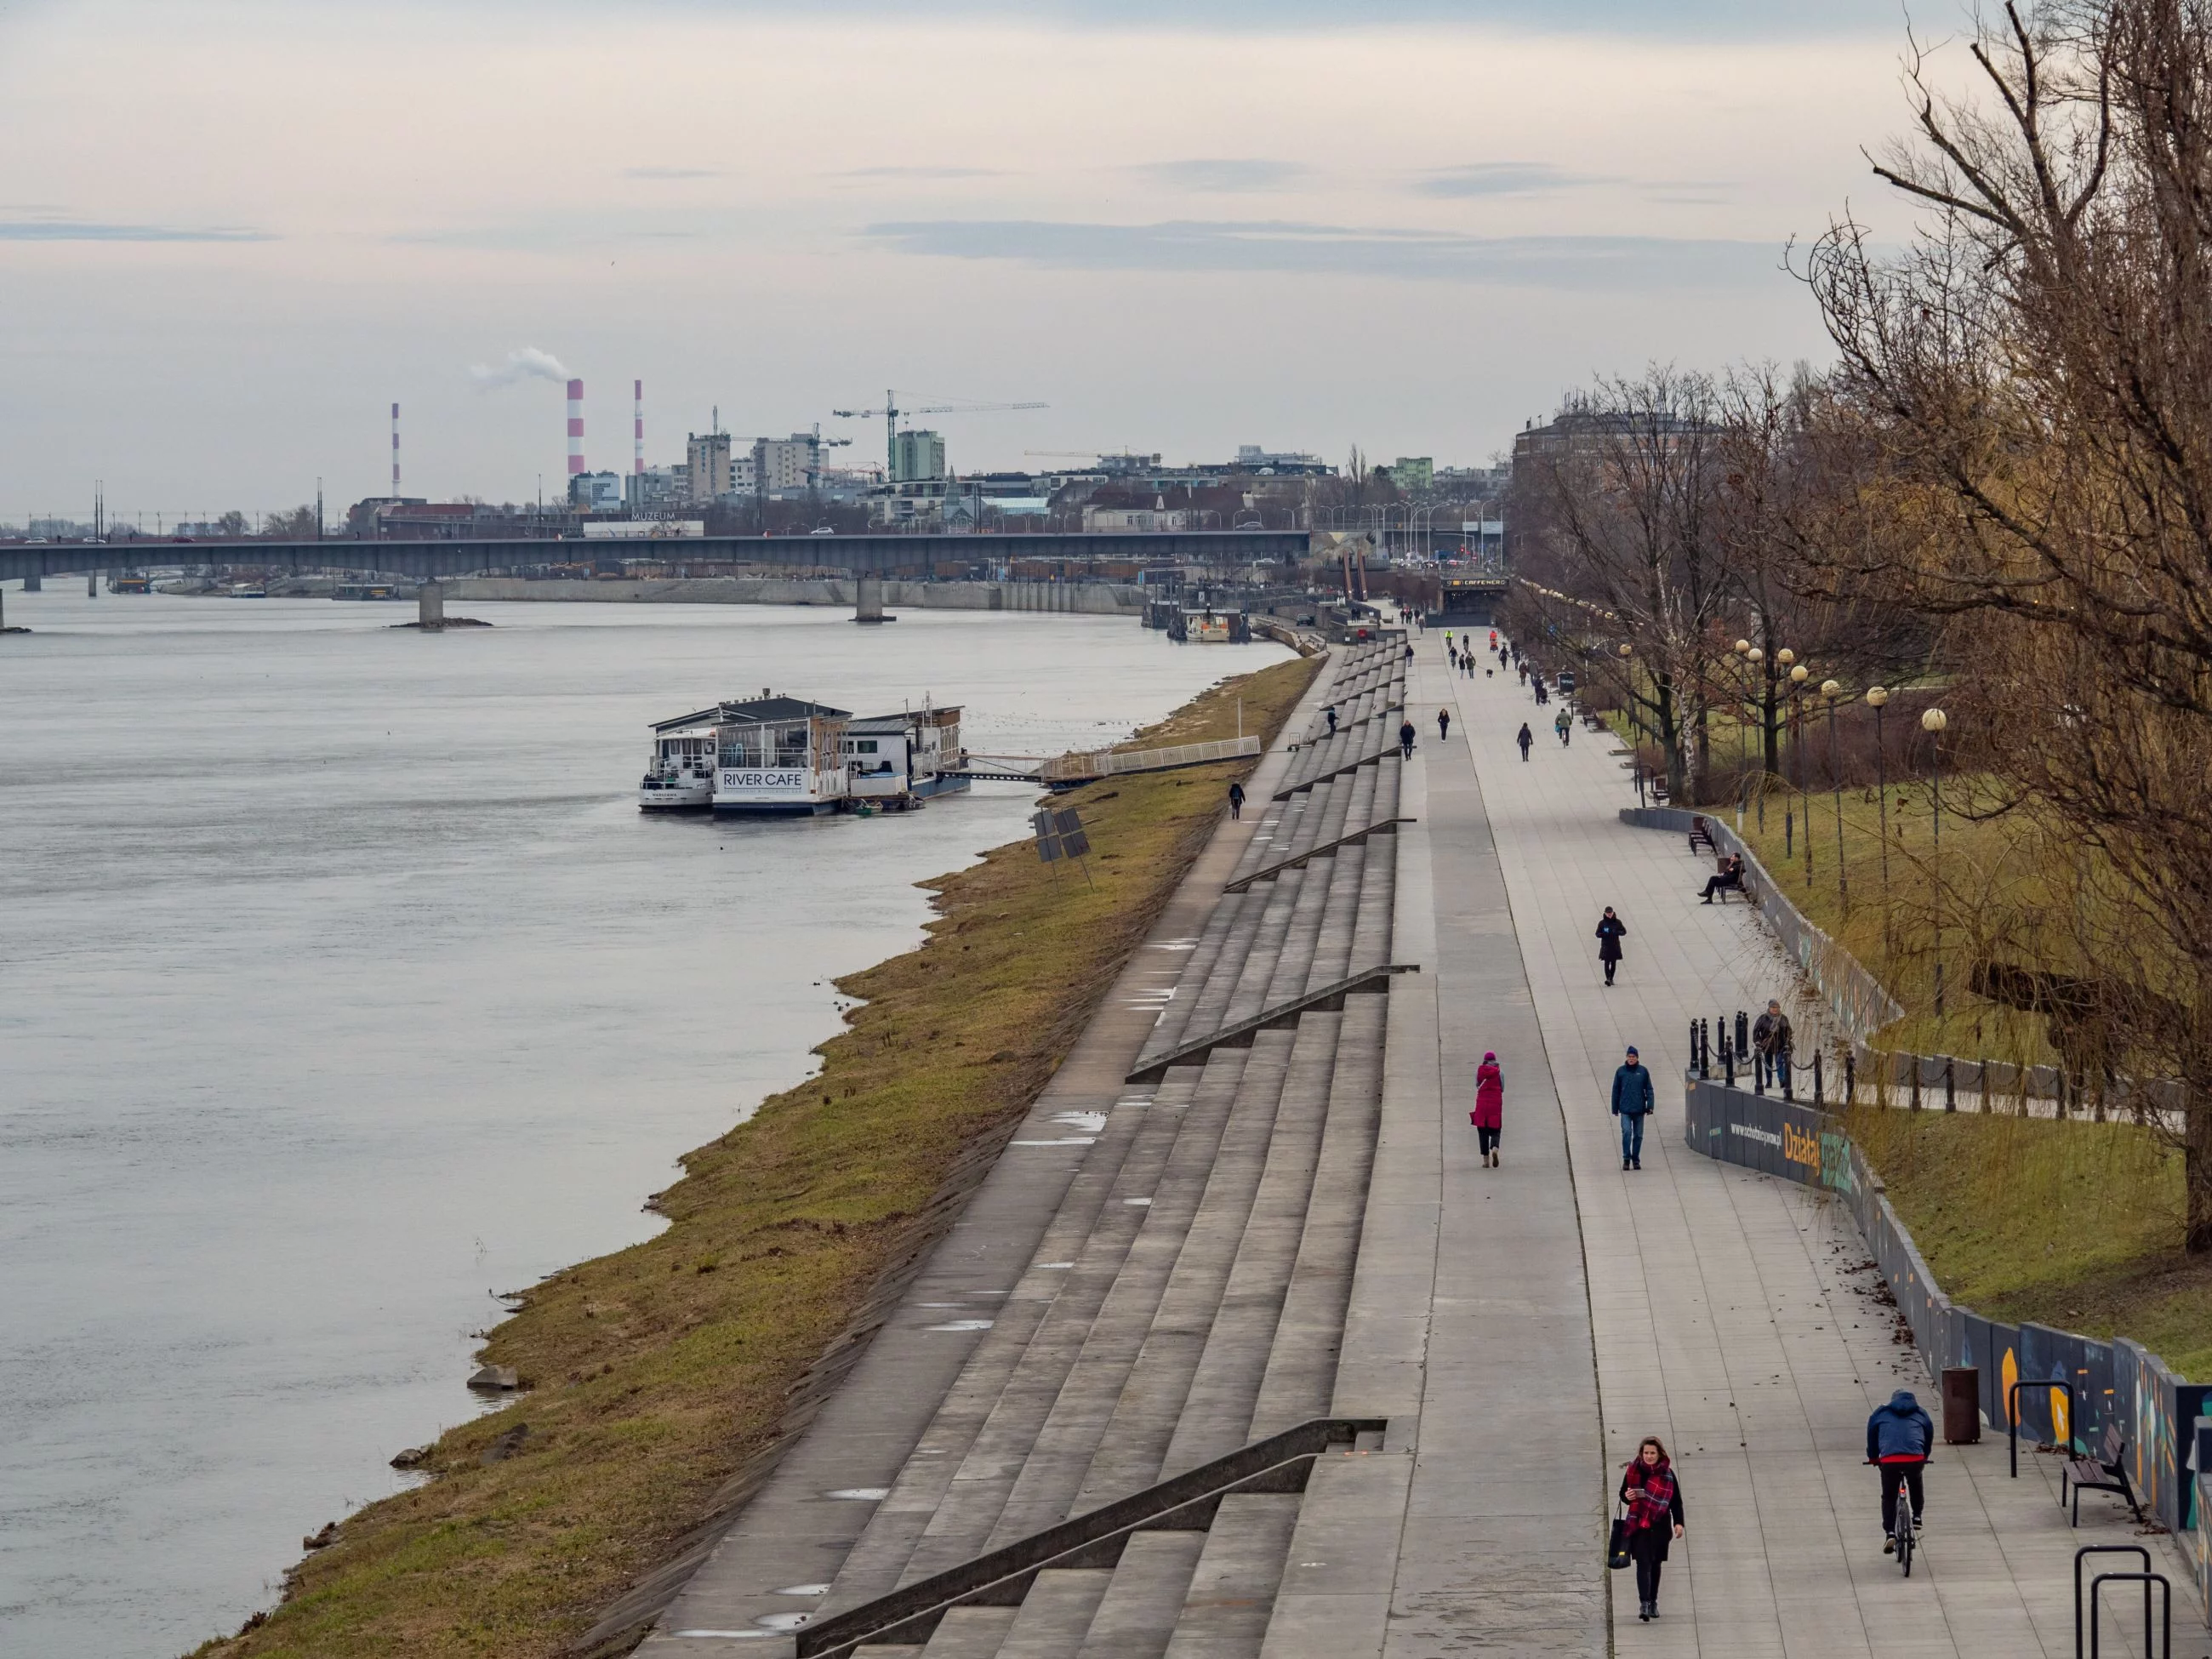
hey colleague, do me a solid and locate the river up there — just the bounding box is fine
[0,587,1289,1658]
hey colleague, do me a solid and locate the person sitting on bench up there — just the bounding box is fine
[1699,855,1744,904]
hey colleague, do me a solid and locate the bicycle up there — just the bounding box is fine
[1872,1459,1924,1577]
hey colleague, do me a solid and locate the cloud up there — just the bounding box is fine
[1133,158,1311,193]
[0,218,270,242]
[469,345,573,389]
[1415,162,1597,198]
[863,218,1780,289]
[623,166,721,180]
[838,165,1005,180]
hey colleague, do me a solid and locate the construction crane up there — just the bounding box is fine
[831,389,1048,478]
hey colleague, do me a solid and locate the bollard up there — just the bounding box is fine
[1783,1058,1794,1103]
[1736,1008,1750,1057]
[1814,1049,1824,1108]
[1753,1048,1765,1097]
[1725,1037,1736,1088]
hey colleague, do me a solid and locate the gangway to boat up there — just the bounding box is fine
[944,733,1262,789]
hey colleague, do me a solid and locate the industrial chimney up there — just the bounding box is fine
[391,402,401,495]
[567,379,585,479]
[634,379,644,475]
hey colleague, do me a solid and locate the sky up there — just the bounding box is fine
[0,0,1953,523]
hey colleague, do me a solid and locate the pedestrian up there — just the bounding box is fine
[1554,707,1571,747]
[1397,718,1416,760]
[1618,1435,1685,1621]
[1472,1050,1503,1166]
[1516,721,1533,761]
[1611,1043,1654,1168]
[1227,780,1245,821]
[1752,999,1793,1090]
[1595,906,1626,986]
[1436,707,1451,743]
[1325,704,1339,736]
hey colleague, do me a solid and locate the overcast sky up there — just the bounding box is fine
[0,0,1948,522]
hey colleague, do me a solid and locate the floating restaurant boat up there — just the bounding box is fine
[638,692,969,815]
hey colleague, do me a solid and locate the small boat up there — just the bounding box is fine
[638,723,718,811]
[846,701,971,807]
[640,693,972,815]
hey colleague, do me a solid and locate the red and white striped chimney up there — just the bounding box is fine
[633,379,644,474]
[391,402,401,494]
[567,379,585,476]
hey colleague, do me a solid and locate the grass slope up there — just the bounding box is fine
[189,652,1319,1659]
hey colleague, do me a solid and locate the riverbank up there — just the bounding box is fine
[186,651,1319,1659]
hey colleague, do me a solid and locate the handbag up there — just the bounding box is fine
[1606,1503,1632,1571]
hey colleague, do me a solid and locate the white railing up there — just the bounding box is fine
[1044,734,1261,780]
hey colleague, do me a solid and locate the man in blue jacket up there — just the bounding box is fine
[1611,1045,1655,1170]
[1867,1388,1935,1550]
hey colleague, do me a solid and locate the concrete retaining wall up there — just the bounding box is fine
[1685,1074,2212,1572]
[441,577,1149,615]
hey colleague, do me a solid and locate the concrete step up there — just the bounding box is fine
[1075,1531,1206,1659]
[1143,892,1257,1057]
[998,1569,1114,1659]
[1162,1495,1302,1659]
[921,1605,1018,1656]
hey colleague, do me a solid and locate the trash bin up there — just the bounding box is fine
[1941,1366,1981,1444]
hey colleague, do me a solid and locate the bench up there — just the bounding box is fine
[1688,815,1716,855]
[2062,1422,2143,1525]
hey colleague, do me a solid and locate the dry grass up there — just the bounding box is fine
[185,653,1319,1659]
[1849,1105,2212,1377]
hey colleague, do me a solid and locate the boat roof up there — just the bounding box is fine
[847,715,913,735]
[653,694,851,733]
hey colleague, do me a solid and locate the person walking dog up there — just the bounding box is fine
[1472,1051,1503,1166]
[1595,906,1626,985]
[1618,1436,1685,1621]
[1611,1045,1654,1169]
[1516,721,1533,762]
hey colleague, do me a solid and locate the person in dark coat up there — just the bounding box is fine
[1325,704,1339,736]
[1699,854,1743,903]
[1472,1051,1503,1166]
[1397,719,1417,760]
[1227,780,1246,821]
[1436,708,1451,742]
[1595,907,1626,985]
[1611,1045,1655,1168]
[1752,999,1792,1090]
[1619,1435,1685,1621]
[1516,722,1533,761]
[1867,1389,1935,1549]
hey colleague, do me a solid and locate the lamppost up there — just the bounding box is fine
[1867,686,1890,891]
[1747,645,1767,831]
[1822,679,1846,913]
[1733,639,1753,829]
[1620,641,1639,802]
[1923,705,1948,1019]
[1789,660,1810,877]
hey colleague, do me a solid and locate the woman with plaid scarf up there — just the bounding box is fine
[1619,1435,1686,1622]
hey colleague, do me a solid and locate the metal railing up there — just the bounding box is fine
[1043,734,1261,780]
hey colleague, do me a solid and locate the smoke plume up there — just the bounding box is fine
[470,346,572,391]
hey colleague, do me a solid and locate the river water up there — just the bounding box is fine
[0,588,1288,1658]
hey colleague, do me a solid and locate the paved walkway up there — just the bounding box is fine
[1428,634,2194,1657]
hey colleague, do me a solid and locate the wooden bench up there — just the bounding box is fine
[2062,1422,2143,1525]
[1688,815,1717,855]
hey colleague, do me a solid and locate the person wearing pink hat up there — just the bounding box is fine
[1472,1051,1504,1166]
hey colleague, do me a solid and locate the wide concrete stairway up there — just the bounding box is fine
[786,641,1410,1659]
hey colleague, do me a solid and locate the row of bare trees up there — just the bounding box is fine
[1514,0,2212,1248]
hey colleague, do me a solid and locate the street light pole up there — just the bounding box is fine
[1924,706,1948,1020]
[1867,687,1890,892]
[1822,678,1846,914]
[1733,638,1752,830]
[1747,646,1767,832]
[1788,659,1810,878]
[1619,641,1639,802]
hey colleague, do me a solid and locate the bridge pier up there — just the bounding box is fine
[418,580,445,631]
[22,573,38,591]
[88,571,98,597]
[852,573,892,624]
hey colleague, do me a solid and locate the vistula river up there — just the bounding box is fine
[0,587,1290,1658]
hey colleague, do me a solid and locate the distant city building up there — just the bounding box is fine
[1234,445,1330,476]
[625,465,688,514]
[754,432,824,495]
[1083,506,1190,533]
[892,429,948,483]
[1434,463,1510,495]
[1389,456,1435,491]
[687,431,733,503]
[568,470,625,512]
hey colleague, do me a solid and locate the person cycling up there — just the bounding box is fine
[1867,1388,1934,1552]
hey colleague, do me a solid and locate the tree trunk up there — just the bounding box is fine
[1657,673,1686,801]
[2188,1091,2212,1255]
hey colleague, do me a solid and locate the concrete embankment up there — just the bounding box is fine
[442,577,1149,614]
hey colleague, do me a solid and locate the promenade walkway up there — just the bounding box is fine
[1430,632,2193,1657]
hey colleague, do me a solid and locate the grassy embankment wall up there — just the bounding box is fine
[189,651,1319,1659]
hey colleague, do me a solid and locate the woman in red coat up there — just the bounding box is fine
[1472,1052,1504,1166]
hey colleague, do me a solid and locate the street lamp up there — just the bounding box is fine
[1789,662,1810,877]
[1733,639,1753,827]
[1923,706,1948,1019]
[1822,679,1845,913]
[1747,646,1767,830]
[1619,642,1639,802]
[1867,687,1890,892]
